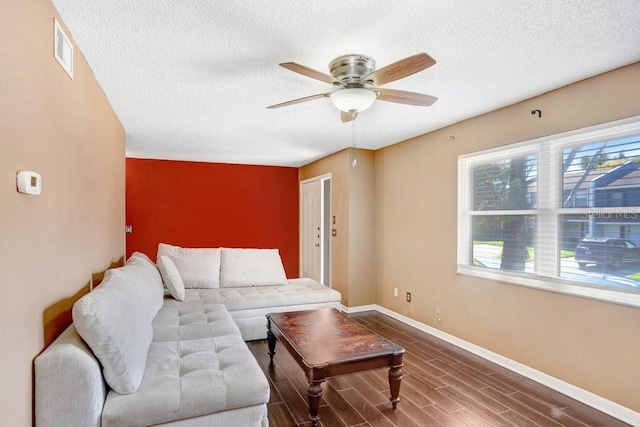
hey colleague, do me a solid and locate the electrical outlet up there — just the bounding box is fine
[406,292,411,302]
[436,306,442,322]
[393,288,398,297]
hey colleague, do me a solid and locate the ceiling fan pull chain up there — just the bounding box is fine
[351,117,358,168]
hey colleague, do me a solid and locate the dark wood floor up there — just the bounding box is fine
[246,310,630,427]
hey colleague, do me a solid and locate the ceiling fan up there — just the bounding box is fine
[267,53,438,122]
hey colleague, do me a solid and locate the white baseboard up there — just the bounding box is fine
[340,304,376,313]
[345,304,640,426]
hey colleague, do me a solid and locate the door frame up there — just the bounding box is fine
[300,174,332,286]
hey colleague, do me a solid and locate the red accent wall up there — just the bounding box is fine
[126,158,299,277]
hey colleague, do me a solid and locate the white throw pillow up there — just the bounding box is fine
[73,273,153,394]
[157,255,185,301]
[220,248,288,287]
[157,243,221,288]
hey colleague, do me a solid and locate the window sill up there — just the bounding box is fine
[457,265,640,308]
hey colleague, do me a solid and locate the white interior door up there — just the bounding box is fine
[301,179,322,283]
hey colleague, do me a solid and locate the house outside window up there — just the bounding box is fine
[458,116,640,307]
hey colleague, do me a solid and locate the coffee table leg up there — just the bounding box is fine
[267,326,276,364]
[388,353,403,409]
[307,381,323,426]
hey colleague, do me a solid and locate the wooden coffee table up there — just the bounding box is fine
[266,308,404,426]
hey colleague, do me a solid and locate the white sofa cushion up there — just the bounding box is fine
[151,301,241,343]
[157,243,221,289]
[157,255,186,301]
[101,303,269,426]
[105,252,165,322]
[73,270,154,394]
[173,278,341,311]
[220,248,287,287]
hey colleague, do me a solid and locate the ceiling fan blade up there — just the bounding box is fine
[341,110,357,123]
[279,62,335,85]
[360,53,436,87]
[376,88,438,106]
[267,93,330,109]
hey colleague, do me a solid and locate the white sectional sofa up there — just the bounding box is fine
[35,245,341,426]
[157,244,341,341]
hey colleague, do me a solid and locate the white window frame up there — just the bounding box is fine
[458,115,640,308]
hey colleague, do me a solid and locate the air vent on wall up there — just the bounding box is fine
[54,18,73,79]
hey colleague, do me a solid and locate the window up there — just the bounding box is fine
[458,116,640,307]
[620,225,631,239]
[469,153,537,272]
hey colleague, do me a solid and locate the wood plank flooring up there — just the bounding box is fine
[246,310,630,427]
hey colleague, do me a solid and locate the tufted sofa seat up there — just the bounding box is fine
[174,278,340,311]
[102,303,269,426]
[166,278,342,341]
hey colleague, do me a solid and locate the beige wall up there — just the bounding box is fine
[375,63,640,411]
[0,1,125,424]
[300,148,376,306]
[348,149,376,306]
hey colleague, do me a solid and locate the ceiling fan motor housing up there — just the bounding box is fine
[329,54,376,86]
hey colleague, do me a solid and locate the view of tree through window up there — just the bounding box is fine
[471,155,536,272]
[459,120,640,303]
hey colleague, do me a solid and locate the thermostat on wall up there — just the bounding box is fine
[17,171,42,195]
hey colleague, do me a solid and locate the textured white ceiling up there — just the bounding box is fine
[51,0,640,167]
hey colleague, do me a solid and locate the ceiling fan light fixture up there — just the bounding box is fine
[330,88,377,112]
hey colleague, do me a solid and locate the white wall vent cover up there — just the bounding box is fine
[53,18,73,79]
